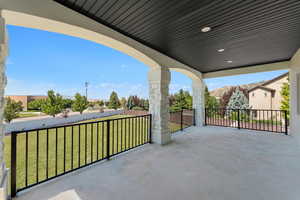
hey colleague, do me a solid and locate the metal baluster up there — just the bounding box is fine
[25,132,28,186]
[78,125,81,167]
[71,126,74,170]
[37,130,39,182]
[55,128,58,175]
[46,129,49,179]
[107,120,110,159]
[91,124,94,162]
[85,124,87,164]
[64,126,66,172]
[97,123,99,160]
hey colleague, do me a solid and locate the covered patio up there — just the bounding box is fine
[1,1,300,199]
[16,127,300,200]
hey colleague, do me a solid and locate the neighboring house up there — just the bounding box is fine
[5,95,47,111]
[248,72,288,110]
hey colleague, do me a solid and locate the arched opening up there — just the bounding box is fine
[2,10,161,70]
[2,17,157,197]
[168,69,204,133]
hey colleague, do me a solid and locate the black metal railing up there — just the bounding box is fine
[169,109,195,133]
[10,114,151,197]
[204,108,288,134]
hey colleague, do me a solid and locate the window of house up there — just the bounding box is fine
[264,92,267,97]
[252,93,255,97]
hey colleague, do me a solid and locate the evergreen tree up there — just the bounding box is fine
[4,98,23,123]
[126,96,135,110]
[220,86,248,108]
[226,88,250,109]
[226,88,250,120]
[172,89,189,111]
[72,93,88,114]
[41,90,64,117]
[280,80,290,118]
[108,91,120,110]
[204,86,219,109]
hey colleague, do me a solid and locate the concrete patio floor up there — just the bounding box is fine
[15,126,300,200]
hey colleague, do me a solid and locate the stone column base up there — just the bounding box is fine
[152,132,171,145]
[0,168,8,200]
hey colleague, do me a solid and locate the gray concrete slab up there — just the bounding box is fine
[15,126,300,200]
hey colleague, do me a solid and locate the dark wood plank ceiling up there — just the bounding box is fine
[54,0,300,73]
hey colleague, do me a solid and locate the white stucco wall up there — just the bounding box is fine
[290,49,300,138]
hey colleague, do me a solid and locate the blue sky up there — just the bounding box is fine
[5,25,288,99]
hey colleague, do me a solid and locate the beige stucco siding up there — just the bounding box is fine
[266,76,288,110]
[249,74,288,110]
[249,89,272,110]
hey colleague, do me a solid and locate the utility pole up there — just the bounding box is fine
[85,81,89,100]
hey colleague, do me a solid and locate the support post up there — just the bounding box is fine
[0,11,8,200]
[148,67,171,145]
[192,76,205,127]
[237,109,241,129]
[284,110,288,135]
[290,49,300,138]
[180,110,183,131]
[10,132,17,198]
[204,108,207,126]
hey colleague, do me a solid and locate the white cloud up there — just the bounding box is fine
[6,78,56,95]
[6,59,14,65]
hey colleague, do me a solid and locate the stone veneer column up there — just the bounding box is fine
[192,77,205,127]
[289,49,300,138]
[0,11,8,200]
[148,67,171,145]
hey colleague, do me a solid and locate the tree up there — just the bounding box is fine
[171,89,188,111]
[220,86,248,108]
[72,93,88,114]
[204,86,219,109]
[184,90,193,109]
[4,98,23,123]
[169,89,193,112]
[126,96,135,110]
[41,90,64,117]
[97,100,104,107]
[280,80,290,118]
[62,98,74,109]
[108,91,120,110]
[120,97,127,109]
[140,98,149,110]
[226,88,250,109]
[28,99,46,111]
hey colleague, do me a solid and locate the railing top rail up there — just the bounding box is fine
[11,114,152,134]
[170,109,195,113]
[205,108,287,112]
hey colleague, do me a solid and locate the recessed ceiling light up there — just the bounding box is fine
[226,60,233,63]
[218,48,225,52]
[201,27,211,32]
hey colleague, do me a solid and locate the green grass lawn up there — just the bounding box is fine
[5,114,152,192]
[4,114,185,193]
[17,112,41,118]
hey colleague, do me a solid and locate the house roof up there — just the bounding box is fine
[53,0,300,73]
[248,72,288,93]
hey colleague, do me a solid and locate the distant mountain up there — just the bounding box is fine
[210,81,265,99]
